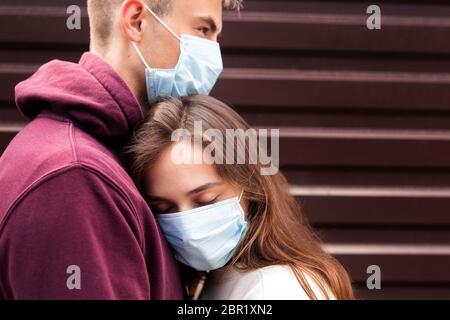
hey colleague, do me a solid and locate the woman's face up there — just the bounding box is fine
[143,141,248,215]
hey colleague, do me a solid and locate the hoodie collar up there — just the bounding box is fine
[79,52,144,131]
[15,52,145,145]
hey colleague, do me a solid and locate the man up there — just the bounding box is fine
[0,0,242,299]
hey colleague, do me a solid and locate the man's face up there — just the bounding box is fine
[142,0,223,69]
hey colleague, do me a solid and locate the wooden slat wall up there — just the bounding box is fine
[1,0,450,299]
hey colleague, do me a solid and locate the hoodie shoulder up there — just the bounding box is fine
[0,114,139,222]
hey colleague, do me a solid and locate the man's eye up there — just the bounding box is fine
[197,27,210,35]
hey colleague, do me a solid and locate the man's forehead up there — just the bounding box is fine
[172,0,223,18]
[172,0,223,30]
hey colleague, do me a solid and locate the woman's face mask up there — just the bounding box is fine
[156,190,248,271]
[132,5,224,103]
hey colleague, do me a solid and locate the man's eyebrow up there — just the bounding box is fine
[199,15,220,34]
[187,182,223,195]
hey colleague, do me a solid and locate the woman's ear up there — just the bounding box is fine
[119,0,148,43]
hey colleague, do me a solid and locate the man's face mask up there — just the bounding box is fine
[132,6,224,103]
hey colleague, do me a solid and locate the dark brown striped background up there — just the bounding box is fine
[1,0,450,299]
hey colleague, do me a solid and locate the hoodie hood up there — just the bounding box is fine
[15,52,144,144]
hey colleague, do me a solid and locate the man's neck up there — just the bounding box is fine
[92,49,148,114]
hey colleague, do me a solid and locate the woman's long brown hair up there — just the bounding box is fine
[127,95,355,300]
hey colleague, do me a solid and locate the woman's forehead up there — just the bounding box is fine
[144,142,223,196]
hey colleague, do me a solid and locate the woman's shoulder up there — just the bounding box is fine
[255,265,333,300]
[204,264,334,300]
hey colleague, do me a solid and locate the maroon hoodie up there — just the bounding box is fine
[0,53,184,300]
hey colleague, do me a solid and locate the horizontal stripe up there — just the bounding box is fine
[291,185,450,198]
[324,244,450,255]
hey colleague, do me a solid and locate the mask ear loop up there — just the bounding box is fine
[145,6,181,42]
[238,190,245,202]
[132,42,152,70]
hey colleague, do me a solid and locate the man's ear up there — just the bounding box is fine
[119,0,148,43]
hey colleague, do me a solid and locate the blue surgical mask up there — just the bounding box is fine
[156,190,248,271]
[132,6,224,103]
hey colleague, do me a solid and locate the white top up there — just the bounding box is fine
[201,264,335,300]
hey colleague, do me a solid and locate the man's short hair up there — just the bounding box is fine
[88,0,243,52]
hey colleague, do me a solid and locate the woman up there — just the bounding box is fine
[127,95,354,300]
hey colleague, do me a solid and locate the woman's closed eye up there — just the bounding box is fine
[194,196,219,207]
[149,196,219,214]
[149,201,176,215]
